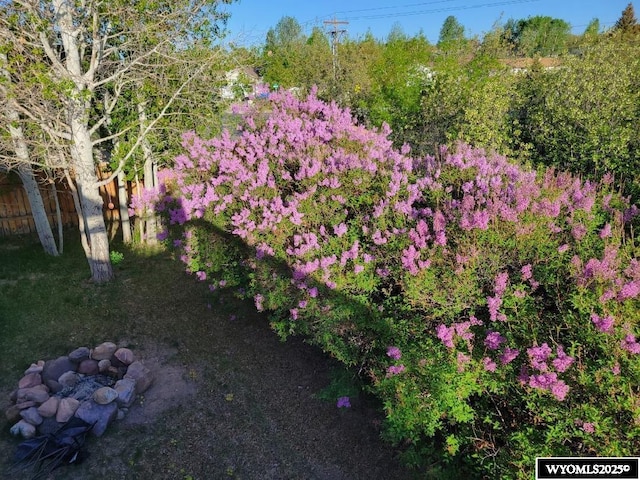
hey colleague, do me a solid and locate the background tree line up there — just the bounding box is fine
[253,3,640,198]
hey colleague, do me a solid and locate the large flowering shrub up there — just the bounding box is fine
[158,89,640,478]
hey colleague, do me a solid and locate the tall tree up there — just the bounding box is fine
[438,16,466,47]
[298,27,333,95]
[110,43,235,245]
[263,16,306,88]
[584,18,601,37]
[0,53,59,256]
[267,16,305,47]
[0,0,234,282]
[480,21,512,58]
[512,16,571,56]
[367,32,433,153]
[614,3,639,33]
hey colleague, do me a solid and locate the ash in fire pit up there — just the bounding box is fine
[5,342,154,440]
[57,374,115,402]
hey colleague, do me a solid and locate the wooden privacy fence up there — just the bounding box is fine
[0,169,129,238]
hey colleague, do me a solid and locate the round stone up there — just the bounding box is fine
[23,362,44,375]
[37,396,60,418]
[58,371,80,388]
[78,359,99,375]
[42,356,76,384]
[91,342,117,361]
[56,397,80,423]
[45,379,63,394]
[98,359,111,373]
[18,372,42,389]
[114,378,137,408]
[114,348,135,366]
[10,420,36,439]
[20,407,43,426]
[68,346,91,363]
[123,361,153,394]
[75,400,118,437]
[93,387,118,405]
[5,405,22,423]
[17,385,50,404]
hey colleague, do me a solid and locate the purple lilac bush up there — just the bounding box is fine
[155,89,640,478]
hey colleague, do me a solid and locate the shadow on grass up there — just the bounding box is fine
[0,229,419,480]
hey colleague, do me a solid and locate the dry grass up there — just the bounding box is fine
[0,232,418,479]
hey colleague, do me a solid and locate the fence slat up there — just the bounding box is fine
[0,173,81,237]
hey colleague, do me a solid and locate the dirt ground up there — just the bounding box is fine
[1,246,420,480]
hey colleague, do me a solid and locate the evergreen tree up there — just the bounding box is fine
[263,16,306,87]
[438,16,465,46]
[614,3,639,32]
[584,18,601,37]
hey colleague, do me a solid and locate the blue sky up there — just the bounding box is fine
[221,0,633,46]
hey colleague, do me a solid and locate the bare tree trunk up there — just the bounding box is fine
[117,169,133,243]
[71,117,114,282]
[138,100,158,245]
[134,172,144,242]
[50,181,64,254]
[64,170,91,268]
[14,164,59,256]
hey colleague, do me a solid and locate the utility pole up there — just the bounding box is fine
[323,17,348,79]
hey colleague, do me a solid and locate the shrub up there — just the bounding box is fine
[109,250,124,266]
[158,89,640,478]
[514,38,640,198]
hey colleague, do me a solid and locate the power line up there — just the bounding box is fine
[298,0,542,39]
[342,0,542,22]
[334,0,459,15]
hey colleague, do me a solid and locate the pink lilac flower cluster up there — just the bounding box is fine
[436,317,482,349]
[582,422,595,434]
[486,271,510,322]
[386,346,406,377]
[590,313,614,333]
[572,242,640,305]
[456,352,471,372]
[520,264,540,290]
[129,186,161,217]
[387,346,402,360]
[386,364,406,377]
[621,334,640,354]
[485,331,506,350]
[520,343,573,400]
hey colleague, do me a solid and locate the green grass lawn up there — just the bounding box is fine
[0,231,416,480]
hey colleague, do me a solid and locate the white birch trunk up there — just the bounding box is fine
[50,181,64,254]
[134,173,144,241]
[117,169,133,243]
[16,165,59,256]
[71,117,114,282]
[138,100,158,245]
[65,170,92,266]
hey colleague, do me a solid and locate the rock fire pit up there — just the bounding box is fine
[5,342,153,439]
